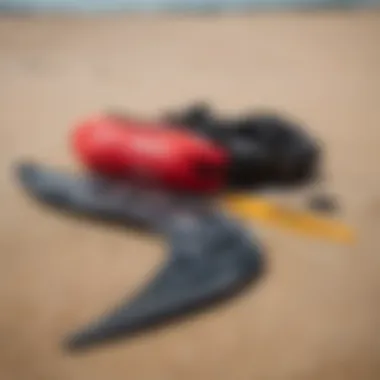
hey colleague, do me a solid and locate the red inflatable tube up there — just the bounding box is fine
[71,115,229,193]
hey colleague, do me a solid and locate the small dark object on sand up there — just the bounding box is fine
[308,193,338,213]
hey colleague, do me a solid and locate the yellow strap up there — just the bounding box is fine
[222,195,356,245]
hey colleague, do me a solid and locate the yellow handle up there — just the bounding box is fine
[222,195,356,245]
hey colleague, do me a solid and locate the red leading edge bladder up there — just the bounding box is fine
[71,115,229,192]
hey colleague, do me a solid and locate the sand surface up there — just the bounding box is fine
[0,10,379,380]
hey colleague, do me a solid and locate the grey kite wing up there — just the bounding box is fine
[15,162,264,351]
